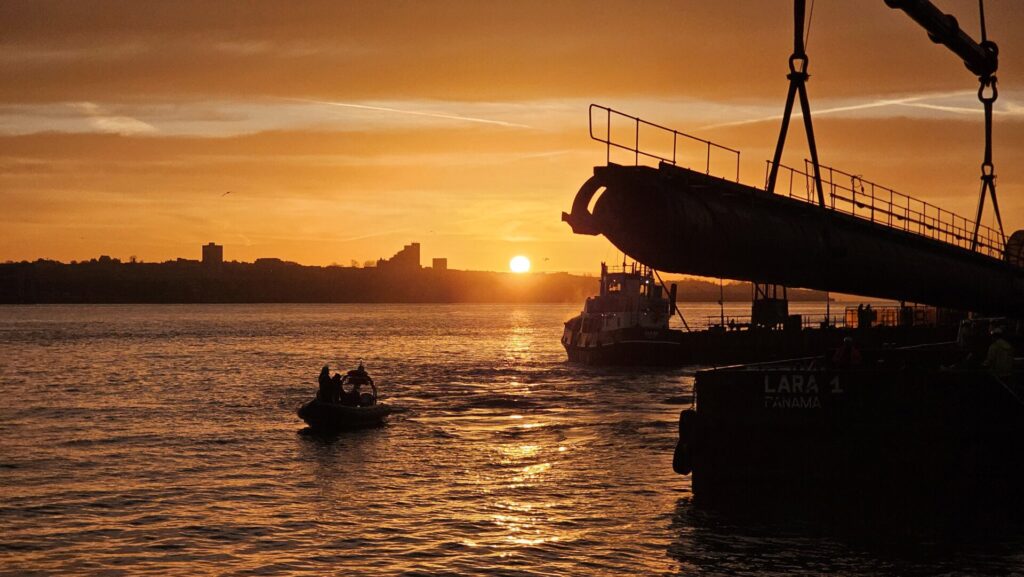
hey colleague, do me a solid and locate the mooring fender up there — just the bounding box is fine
[673,409,697,475]
[561,174,606,236]
[678,408,696,442]
[673,441,692,475]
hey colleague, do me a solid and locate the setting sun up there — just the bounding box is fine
[509,255,531,273]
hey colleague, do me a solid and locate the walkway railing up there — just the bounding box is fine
[589,104,741,182]
[764,161,1006,259]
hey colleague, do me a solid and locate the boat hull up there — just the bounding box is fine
[564,336,685,366]
[564,320,959,366]
[562,321,685,366]
[675,346,1024,501]
[297,398,392,431]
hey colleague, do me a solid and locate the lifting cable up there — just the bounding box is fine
[653,269,690,332]
[766,0,826,209]
[803,0,815,50]
[970,0,1005,250]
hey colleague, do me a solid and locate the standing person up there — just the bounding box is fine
[984,325,1015,381]
[832,337,863,368]
[317,365,331,401]
[330,372,344,403]
[345,362,373,406]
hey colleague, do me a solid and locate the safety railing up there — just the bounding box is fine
[702,314,849,331]
[764,160,1006,259]
[842,304,937,329]
[589,104,741,182]
[701,304,940,331]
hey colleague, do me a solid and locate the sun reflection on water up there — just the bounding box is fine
[1,304,698,575]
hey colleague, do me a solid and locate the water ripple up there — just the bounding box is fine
[3,304,1024,575]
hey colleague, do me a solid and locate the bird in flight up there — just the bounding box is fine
[221,191,232,197]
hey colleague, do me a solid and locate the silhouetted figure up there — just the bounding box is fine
[833,336,863,368]
[342,362,375,406]
[899,304,914,327]
[330,373,344,403]
[347,381,363,406]
[317,365,331,401]
[984,326,1015,380]
[954,319,989,369]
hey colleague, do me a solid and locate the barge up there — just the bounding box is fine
[674,324,1023,500]
[563,262,959,366]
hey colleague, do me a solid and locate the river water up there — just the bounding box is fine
[2,303,1023,576]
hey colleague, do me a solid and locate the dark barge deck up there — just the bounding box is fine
[567,322,958,367]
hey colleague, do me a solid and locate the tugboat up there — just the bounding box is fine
[562,262,682,365]
[298,363,392,431]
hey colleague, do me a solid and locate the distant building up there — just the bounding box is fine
[202,242,223,267]
[377,242,421,271]
[432,258,448,271]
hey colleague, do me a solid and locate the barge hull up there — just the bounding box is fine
[681,353,1024,499]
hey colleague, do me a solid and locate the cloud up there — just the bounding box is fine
[0,99,554,136]
[3,2,1022,105]
[5,92,1022,139]
[72,102,158,135]
[696,91,980,130]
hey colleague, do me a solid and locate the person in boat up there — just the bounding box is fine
[329,372,344,403]
[342,362,375,406]
[984,325,1015,381]
[832,336,863,368]
[317,365,332,402]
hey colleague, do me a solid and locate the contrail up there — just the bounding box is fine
[290,98,532,129]
[896,102,981,115]
[697,91,976,130]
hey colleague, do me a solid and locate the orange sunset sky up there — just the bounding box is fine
[2,1,1023,273]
